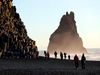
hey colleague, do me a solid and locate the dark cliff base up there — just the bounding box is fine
[0,57,100,75]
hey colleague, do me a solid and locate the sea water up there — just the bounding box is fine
[39,48,100,61]
[86,48,100,61]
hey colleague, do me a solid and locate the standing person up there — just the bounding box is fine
[68,55,70,60]
[46,51,50,59]
[54,51,57,59]
[60,52,63,60]
[44,51,46,58]
[64,53,67,59]
[74,54,79,70]
[81,53,86,69]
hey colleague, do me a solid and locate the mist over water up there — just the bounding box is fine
[39,48,100,61]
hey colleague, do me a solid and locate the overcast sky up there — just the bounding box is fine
[13,0,100,50]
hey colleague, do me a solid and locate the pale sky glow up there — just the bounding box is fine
[13,0,100,50]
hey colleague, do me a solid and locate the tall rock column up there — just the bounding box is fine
[0,0,38,58]
[48,12,87,54]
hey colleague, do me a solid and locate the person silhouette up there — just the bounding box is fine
[81,53,86,69]
[54,51,57,59]
[44,51,46,58]
[68,55,70,60]
[46,51,50,59]
[74,54,79,70]
[60,52,63,60]
[64,53,67,59]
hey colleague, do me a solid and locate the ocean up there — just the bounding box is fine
[39,48,100,61]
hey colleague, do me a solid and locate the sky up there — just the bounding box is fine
[13,0,100,50]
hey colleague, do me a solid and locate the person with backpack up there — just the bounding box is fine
[74,54,79,70]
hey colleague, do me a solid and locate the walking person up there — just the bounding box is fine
[60,52,63,60]
[74,54,79,70]
[81,53,86,69]
[64,53,67,59]
[54,51,57,59]
[68,55,70,60]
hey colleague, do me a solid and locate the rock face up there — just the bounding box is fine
[48,12,87,54]
[0,0,37,58]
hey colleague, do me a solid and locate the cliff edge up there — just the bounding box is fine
[0,0,37,58]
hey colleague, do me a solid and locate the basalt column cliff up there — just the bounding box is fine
[0,0,37,58]
[48,12,87,54]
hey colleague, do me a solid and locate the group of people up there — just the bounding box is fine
[44,51,68,60]
[54,51,70,60]
[44,51,50,59]
[44,51,86,70]
[43,51,68,60]
[74,54,86,69]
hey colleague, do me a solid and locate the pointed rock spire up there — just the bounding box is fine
[48,11,87,54]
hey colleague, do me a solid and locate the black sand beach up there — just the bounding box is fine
[0,57,100,75]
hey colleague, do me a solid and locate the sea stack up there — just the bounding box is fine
[0,0,37,58]
[48,11,87,54]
